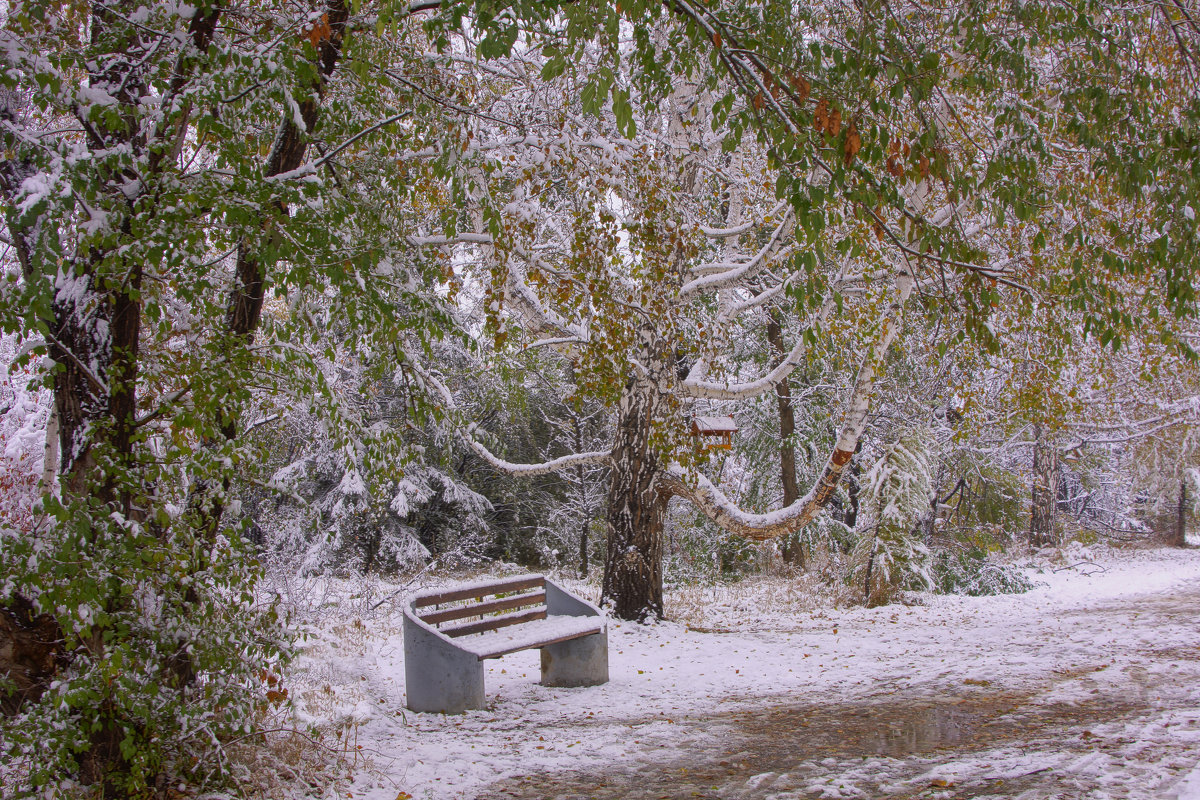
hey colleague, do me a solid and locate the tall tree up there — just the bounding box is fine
[428,0,1198,620]
[3,7,1200,797]
[0,0,480,791]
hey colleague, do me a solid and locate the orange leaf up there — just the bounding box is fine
[712,31,722,49]
[752,91,765,111]
[813,98,828,132]
[843,121,861,164]
[788,73,810,102]
[305,13,331,48]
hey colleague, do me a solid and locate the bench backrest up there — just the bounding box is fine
[413,574,548,638]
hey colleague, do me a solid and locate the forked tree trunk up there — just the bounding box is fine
[601,382,669,621]
[1029,423,1059,548]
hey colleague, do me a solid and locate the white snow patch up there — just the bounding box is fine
[279,546,1200,799]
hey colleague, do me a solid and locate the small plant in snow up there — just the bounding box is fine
[933,545,1038,596]
[852,429,936,606]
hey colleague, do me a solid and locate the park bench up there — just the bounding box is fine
[403,574,608,713]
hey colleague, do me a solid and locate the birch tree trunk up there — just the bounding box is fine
[601,328,671,620]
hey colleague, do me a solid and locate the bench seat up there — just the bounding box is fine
[403,574,608,713]
[459,614,605,660]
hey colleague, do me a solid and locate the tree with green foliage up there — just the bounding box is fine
[0,0,471,793]
[439,0,1200,621]
[2,0,1200,792]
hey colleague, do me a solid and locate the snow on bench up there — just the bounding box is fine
[458,613,605,660]
[403,574,608,713]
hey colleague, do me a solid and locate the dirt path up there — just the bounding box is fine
[478,587,1200,800]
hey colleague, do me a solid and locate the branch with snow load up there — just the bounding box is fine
[668,263,915,539]
[682,263,845,399]
[698,200,790,239]
[678,208,795,298]
[405,356,612,476]
[464,431,612,476]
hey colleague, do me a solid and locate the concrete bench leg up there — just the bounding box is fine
[540,631,609,687]
[404,619,485,713]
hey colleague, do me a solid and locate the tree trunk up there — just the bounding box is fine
[1029,423,1059,548]
[572,413,590,578]
[1173,479,1188,548]
[601,325,673,621]
[580,515,590,578]
[601,382,669,621]
[843,449,862,529]
[766,313,804,567]
[0,3,349,790]
[0,597,66,715]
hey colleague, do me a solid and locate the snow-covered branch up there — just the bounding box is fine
[698,200,789,238]
[405,356,611,477]
[670,262,916,539]
[716,273,794,324]
[464,433,612,476]
[407,232,494,246]
[503,255,590,341]
[681,265,842,399]
[679,209,795,298]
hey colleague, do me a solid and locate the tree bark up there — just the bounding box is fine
[0,597,66,714]
[843,450,861,529]
[601,327,672,621]
[1029,423,1059,548]
[572,414,590,578]
[766,313,804,567]
[601,382,669,621]
[1173,479,1188,548]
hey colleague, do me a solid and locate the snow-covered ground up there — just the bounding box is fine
[284,543,1200,800]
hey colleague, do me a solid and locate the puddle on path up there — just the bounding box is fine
[476,586,1200,799]
[479,693,1146,800]
[867,706,972,756]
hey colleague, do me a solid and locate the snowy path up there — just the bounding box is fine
[298,546,1200,800]
[482,584,1200,799]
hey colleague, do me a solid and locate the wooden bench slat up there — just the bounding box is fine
[415,575,545,607]
[419,591,546,625]
[457,615,606,660]
[442,608,548,638]
[476,626,603,660]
